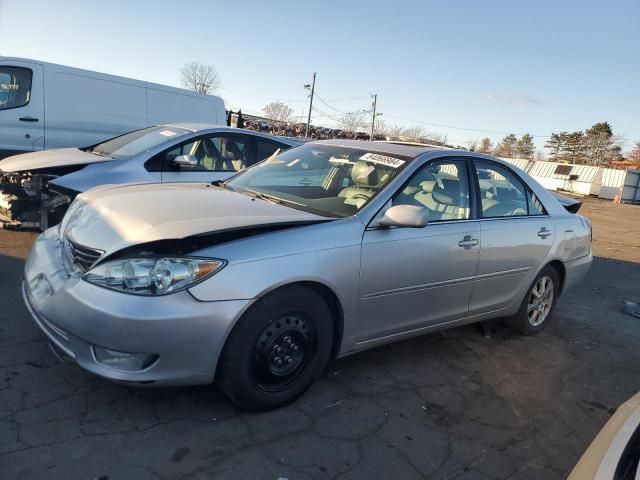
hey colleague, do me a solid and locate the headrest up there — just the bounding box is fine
[432,179,460,206]
[225,140,242,158]
[351,161,378,187]
[496,187,519,201]
[202,139,219,158]
[419,180,435,193]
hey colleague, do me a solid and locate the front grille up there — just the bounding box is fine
[64,238,104,272]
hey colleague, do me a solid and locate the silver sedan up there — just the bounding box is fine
[23,140,592,410]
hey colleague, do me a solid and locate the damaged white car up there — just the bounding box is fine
[0,124,299,229]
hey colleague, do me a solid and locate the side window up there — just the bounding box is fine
[476,162,529,218]
[256,139,287,164]
[205,135,250,172]
[393,160,470,222]
[146,135,250,172]
[0,67,32,110]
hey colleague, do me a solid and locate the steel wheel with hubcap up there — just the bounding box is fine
[508,266,560,335]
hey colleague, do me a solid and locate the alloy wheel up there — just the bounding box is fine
[527,275,554,327]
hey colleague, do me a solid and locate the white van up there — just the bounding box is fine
[0,57,225,158]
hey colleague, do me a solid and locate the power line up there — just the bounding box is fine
[313,93,349,115]
[382,113,552,138]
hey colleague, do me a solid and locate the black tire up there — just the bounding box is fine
[507,265,560,335]
[218,285,334,411]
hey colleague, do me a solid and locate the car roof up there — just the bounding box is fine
[159,123,302,145]
[309,139,462,160]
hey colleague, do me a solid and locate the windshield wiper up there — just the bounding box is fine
[212,180,234,191]
[242,189,304,207]
[89,149,109,157]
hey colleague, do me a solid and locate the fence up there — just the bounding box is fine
[499,157,638,203]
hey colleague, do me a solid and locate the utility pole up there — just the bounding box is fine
[370,94,378,140]
[304,72,316,138]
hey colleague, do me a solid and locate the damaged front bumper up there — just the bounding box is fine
[23,226,252,386]
[0,169,73,230]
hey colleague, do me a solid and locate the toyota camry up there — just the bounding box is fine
[22,140,592,410]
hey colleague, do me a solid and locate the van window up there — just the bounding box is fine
[0,67,33,110]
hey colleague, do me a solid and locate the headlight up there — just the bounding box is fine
[83,257,225,295]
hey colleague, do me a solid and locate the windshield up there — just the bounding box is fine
[85,126,189,159]
[226,144,409,218]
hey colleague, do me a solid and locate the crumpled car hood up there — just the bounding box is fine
[63,182,328,256]
[0,148,107,173]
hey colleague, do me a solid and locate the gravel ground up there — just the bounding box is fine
[0,196,639,480]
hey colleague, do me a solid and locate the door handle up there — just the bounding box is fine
[458,235,479,249]
[537,227,552,239]
[19,116,39,122]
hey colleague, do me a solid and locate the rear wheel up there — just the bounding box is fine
[218,286,333,411]
[508,266,560,335]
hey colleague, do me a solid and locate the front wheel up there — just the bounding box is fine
[218,286,334,411]
[508,266,560,335]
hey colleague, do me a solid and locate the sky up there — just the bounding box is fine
[0,0,638,152]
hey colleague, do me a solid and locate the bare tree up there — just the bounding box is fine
[465,139,479,151]
[372,118,387,137]
[180,62,221,94]
[262,102,295,123]
[339,111,366,137]
[628,142,640,162]
[402,126,424,139]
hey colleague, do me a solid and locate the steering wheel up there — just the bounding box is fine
[350,193,371,201]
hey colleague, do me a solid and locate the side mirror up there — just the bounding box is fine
[171,154,198,168]
[378,204,429,228]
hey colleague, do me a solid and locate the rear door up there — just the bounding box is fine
[469,160,554,315]
[0,61,45,158]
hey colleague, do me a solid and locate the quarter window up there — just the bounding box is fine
[393,160,470,222]
[475,162,533,217]
[257,139,286,163]
[0,67,32,110]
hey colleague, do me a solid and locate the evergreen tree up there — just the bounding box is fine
[545,132,567,161]
[493,133,518,158]
[584,122,613,165]
[562,131,587,163]
[516,133,535,160]
[478,137,493,153]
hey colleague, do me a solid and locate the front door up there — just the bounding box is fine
[0,61,45,158]
[357,159,480,342]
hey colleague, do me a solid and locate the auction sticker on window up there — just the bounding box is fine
[360,152,405,168]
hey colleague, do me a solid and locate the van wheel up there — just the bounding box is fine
[508,266,560,335]
[218,286,333,411]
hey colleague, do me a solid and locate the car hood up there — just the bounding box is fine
[0,148,107,173]
[63,182,329,256]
